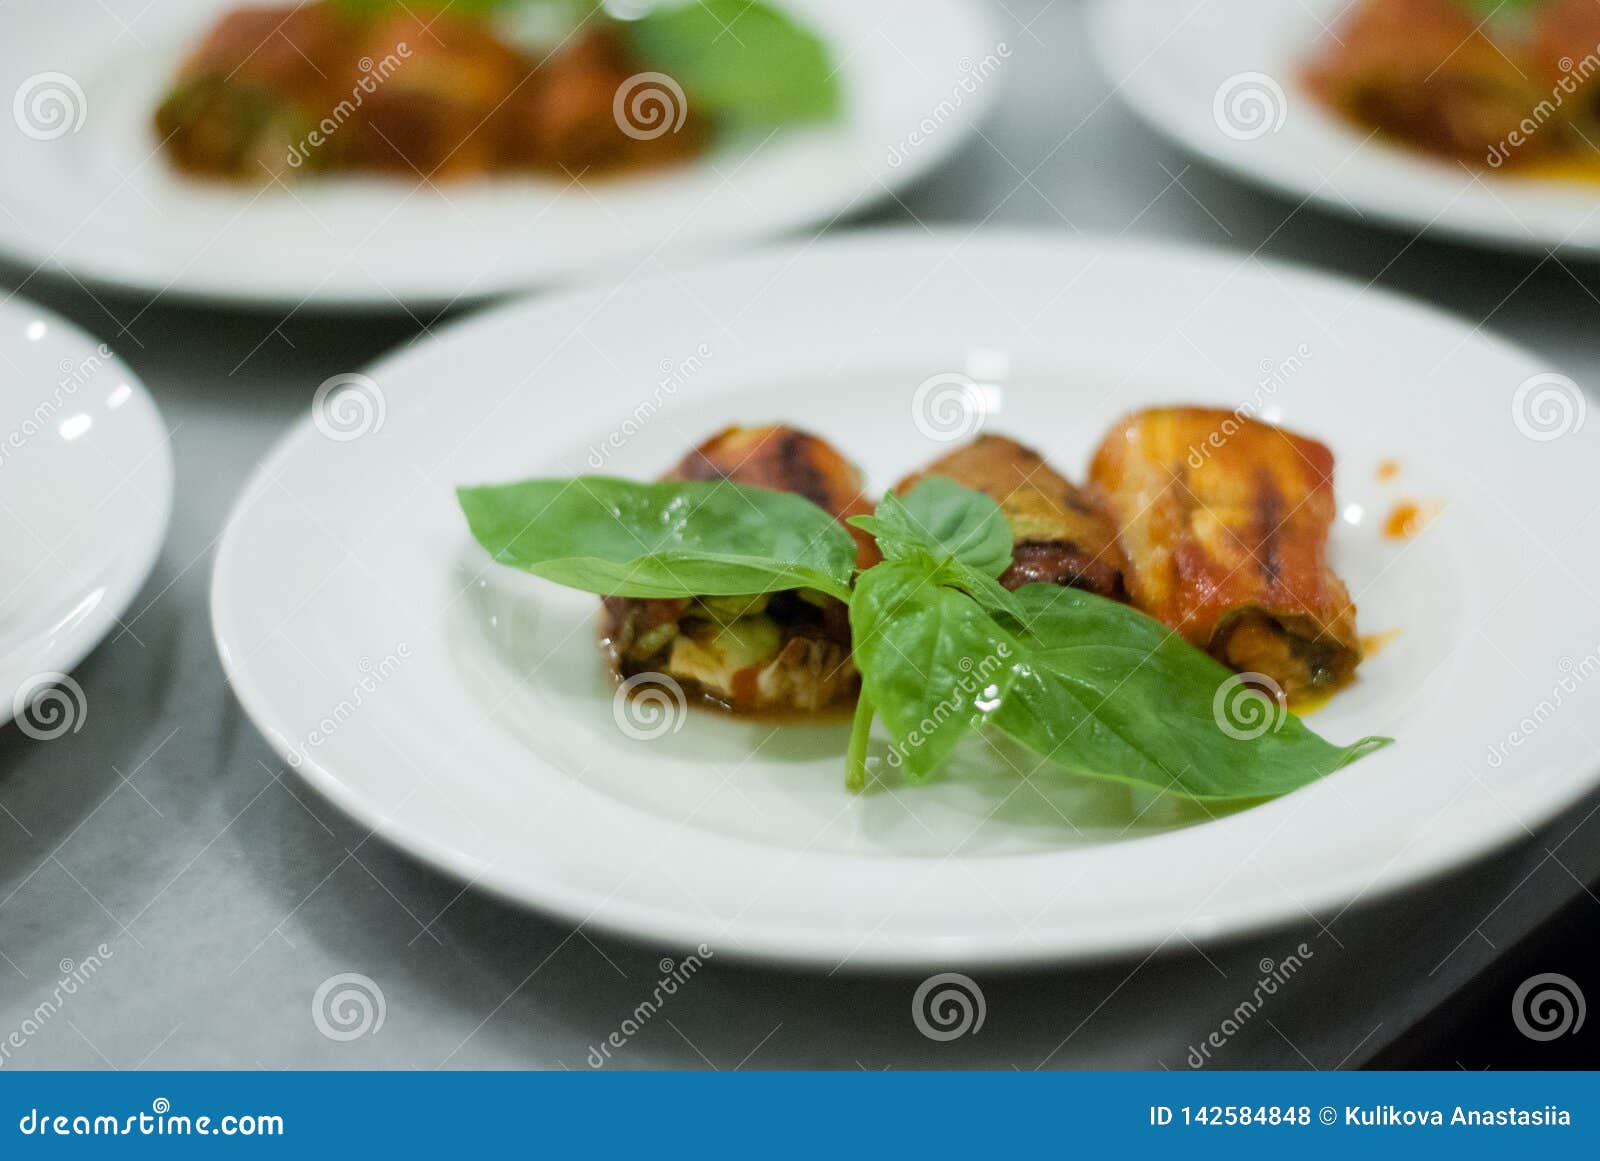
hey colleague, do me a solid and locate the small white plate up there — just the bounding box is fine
[0,0,997,309]
[212,229,1600,968]
[1,296,172,732]
[1089,0,1600,256]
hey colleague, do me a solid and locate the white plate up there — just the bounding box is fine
[211,229,1600,968]
[1,296,172,732]
[1089,0,1600,256]
[0,0,997,309]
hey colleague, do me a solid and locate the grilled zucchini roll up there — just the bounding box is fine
[601,426,871,713]
[895,435,1125,598]
[1089,408,1361,701]
[1304,0,1555,165]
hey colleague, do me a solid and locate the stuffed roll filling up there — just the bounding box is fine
[601,425,871,714]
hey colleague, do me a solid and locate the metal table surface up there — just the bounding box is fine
[2,0,1597,1070]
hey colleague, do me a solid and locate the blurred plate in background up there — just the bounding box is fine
[0,296,171,732]
[0,0,999,309]
[1089,0,1600,256]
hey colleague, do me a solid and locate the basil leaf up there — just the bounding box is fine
[852,479,1013,577]
[848,557,1018,781]
[623,0,840,126]
[851,480,1024,622]
[457,476,857,600]
[990,585,1392,801]
[850,558,1389,799]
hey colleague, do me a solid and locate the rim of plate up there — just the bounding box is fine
[0,0,1000,310]
[1,295,172,727]
[211,227,1594,970]
[1085,0,1600,256]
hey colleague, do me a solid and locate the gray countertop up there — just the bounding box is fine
[3,0,1597,1070]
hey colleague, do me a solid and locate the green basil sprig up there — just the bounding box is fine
[841,482,1388,794]
[849,477,1023,619]
[458,474,1391,800]
[457,476,857,601]
[622,0,840,126]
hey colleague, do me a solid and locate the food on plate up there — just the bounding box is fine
[1089,407,1362,702]
[458,411,1390,804]
[895,434,1125,598]
[600,425,872,713]
[1303,0,1546,165]
[155,0,835,183]
[1303,0,1600,172]
[897,419,1368,703]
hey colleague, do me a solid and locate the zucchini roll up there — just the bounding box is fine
[1304,0,1555,165]
[1089,408,1361,701]
[601,426,871,713]
[895,435,1126,598]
